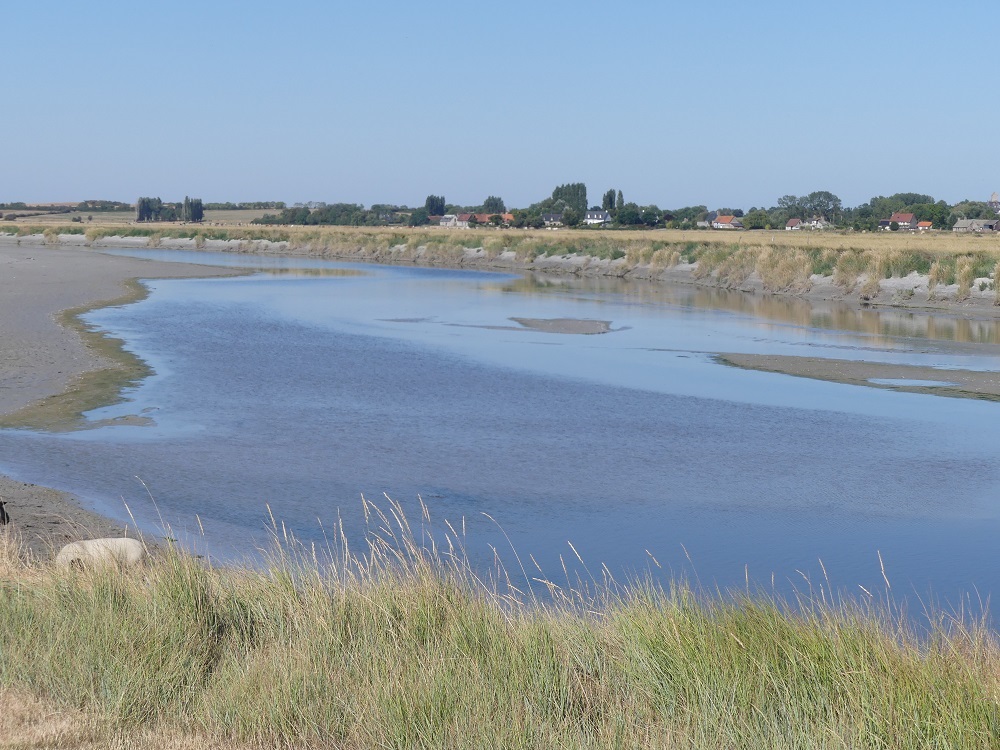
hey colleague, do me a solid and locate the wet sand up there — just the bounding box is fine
[717,353,1000,401]
[0,244,241,559]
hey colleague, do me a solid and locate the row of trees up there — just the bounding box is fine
[254,203,387,226]
[6,188,1000,232]
[203,201,285,211]
[136,196,204,223]
[736,192,994,231]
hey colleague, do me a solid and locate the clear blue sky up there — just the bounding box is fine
[4,1,998,210]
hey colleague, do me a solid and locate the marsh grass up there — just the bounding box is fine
[12,223,1000,303]
[956,256,976,301]
[0,500,998,749]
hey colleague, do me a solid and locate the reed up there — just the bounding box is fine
[956,256,975,301]
[13,223,1000,304]
[0,500,998,749]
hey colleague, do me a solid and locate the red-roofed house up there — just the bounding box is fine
[712,215,743,230]
[785,218,802,230]
[888,212,916,230]
[917,221,933,231]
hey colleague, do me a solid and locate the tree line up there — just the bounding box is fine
[136,196,204,223]
[29,187,989,231]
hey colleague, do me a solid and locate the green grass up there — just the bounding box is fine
[1,501,998,749]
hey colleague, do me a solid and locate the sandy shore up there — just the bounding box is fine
[0,244,240,559]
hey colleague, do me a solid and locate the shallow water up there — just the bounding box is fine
[3,249,1000,605]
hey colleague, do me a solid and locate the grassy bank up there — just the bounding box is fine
[7,223,1000,299]
[1,505,997,749]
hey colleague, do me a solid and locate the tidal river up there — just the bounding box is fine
[3,248,1000,607]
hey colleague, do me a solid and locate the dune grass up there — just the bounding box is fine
[0,500,998,749]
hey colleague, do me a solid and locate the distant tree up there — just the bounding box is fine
[424,195,446,216]
[744,209,770,229]
[952,200,996,220]
[136,197,163,222]
[408,207,430,226]
[640,206,662,226]
[602,189,616,211]
[468,214,479,226]
[489,214,503,226]
[616,190,624,212]
[670,205,708,224]
[529,215,545,229]
[179,197,204,222]
[617,203,642,225]
[890,221,900,231]
[482,195,505,214]
[550,183,587,215]
[562,207,581,227]
[802,191,841,223]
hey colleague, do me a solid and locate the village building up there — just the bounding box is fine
[785,218,802,230]
[712,215,743,230]
[952,218,999,232]
[888,212,916,230]
[584,210,611,225]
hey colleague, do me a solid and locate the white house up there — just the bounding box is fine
[439,214,458,228]
[584,210,611,225]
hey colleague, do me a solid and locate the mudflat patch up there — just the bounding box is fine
[718,352,1000,400]
[510,317,615,335]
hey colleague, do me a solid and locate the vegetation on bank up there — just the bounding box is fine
[1,503,998,749]
[6,223,1000,301]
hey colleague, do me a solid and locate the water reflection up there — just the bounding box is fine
[508,273,1000,348]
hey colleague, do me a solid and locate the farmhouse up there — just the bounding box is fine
[584,210,611,225]
[888,212,916,230]
[952,218,999,232]
[785,218,802,230]
[542,213,564,227]
[439,214,458,228]
[712,215,743,230]
[917,221,933,231]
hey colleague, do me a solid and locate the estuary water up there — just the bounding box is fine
[4,248,1000,605]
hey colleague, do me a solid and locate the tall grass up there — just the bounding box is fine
[11,223,1000,301]
[0,501,998,748]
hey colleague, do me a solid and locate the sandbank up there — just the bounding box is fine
[0,244,241,559]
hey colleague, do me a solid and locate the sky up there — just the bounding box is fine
[3,0,999,210]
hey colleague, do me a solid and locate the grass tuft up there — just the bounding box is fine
[0,502,998,748]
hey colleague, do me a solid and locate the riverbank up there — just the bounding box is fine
[1,508,998,749]
[0,244,241,559]
[8,225,1000,317]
